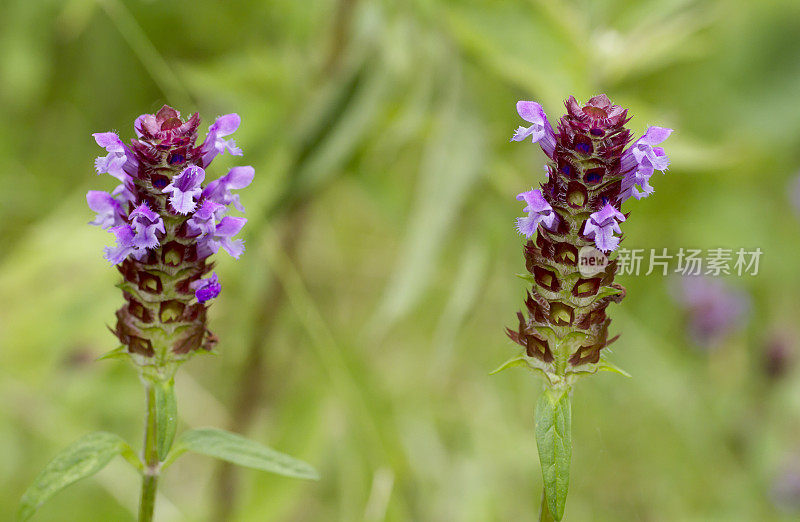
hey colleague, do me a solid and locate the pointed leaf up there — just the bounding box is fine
[166,428,319,480]
[18,432,138,521]
[598,356,632,378]
[534,387,572,521]
[490,355,530,375]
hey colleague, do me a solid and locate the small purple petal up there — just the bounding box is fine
[199,216,247,259]
[129,202,165,250]
[199,114,243,166]
[510,101,556,157]
[191,273,221,303]
[163,165,205,214]
[202,166,254,212]
[583,203,625,252]
[86,190,126,229]
[92,132,136,182]
[514,188,556,237]
[673,276,750,348]
[103,224,137,265]
[186,199,224,239]
[620,127,673,203]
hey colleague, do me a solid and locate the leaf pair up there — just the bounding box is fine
[17,429,318,521]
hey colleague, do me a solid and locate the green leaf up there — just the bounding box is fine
[515,272,536,285]
[154,378,178,461]
[489,355,530,375]
[598,356,632,378]
[534,387,572,521]
[18,432,139,521]
[95,345,129,362]
[165,428,319,480]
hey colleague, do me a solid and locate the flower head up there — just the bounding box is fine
[583,203,626,252]
[163,165,205,214]
[515,188,556,237]
[191,273,221,303]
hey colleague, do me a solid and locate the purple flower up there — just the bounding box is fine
[186,199,223,239]
[583,203,626,252]
[163,165,205,214]
[620,126,672,202]
[198,114,242,167]
[103,225,138,265]
[771,459,800,513]
[673,276,750,348]
[129,202,165,250]
[202,166,254,213]
[191,273,221,303]
[510,101,556,157]
[198,216,247,259]
[87,185,130,229]
[515,188,556,237]
[93,132,136,182]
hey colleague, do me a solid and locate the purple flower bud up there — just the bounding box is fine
[516,188,556,237]
[584,203,626,252]
[198,114,242,167]
[191,273,221,303]
[163,165,205,214]
[202,166,255,213]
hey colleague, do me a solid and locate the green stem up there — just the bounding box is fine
[539,488,556,522]
[138,379,160,522]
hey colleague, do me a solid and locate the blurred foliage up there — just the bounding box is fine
[2,0,800,520]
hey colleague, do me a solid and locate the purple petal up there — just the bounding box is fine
[514,188,555,237]
[163,165,205,214]
[510,100,556,157]
[584,203,625,252]
[199,114,243,166]
[86,190,126,229]
[103,224,136,265]
[202,166,254,212]
[191,272,222,303]
[640,126,673,146]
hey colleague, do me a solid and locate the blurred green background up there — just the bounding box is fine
[2,0,800,520]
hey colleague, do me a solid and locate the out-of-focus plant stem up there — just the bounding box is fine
[138,379,160,522]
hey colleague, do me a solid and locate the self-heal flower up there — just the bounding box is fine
[88,105,252,360]
[163,165,205,214]
[505,95,673,522]
[584,203,626,252]
[516,188,556,237]
[202,166,255,213]
[620,126,672,202]
[198,216,247,259]
[191,273,221,303]
[199,114,242,167]
[87,187,128,229]
[672,276,750,348]
[186,199,224,239]
[510,101,556,157]
[129,202,165,250]
[93,132,136,182]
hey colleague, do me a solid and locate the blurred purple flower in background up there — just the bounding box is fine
[672,276,751,348]
[772,459,800,513]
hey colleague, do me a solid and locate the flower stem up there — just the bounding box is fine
[138,379,160,522]
[539,488,556,522]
